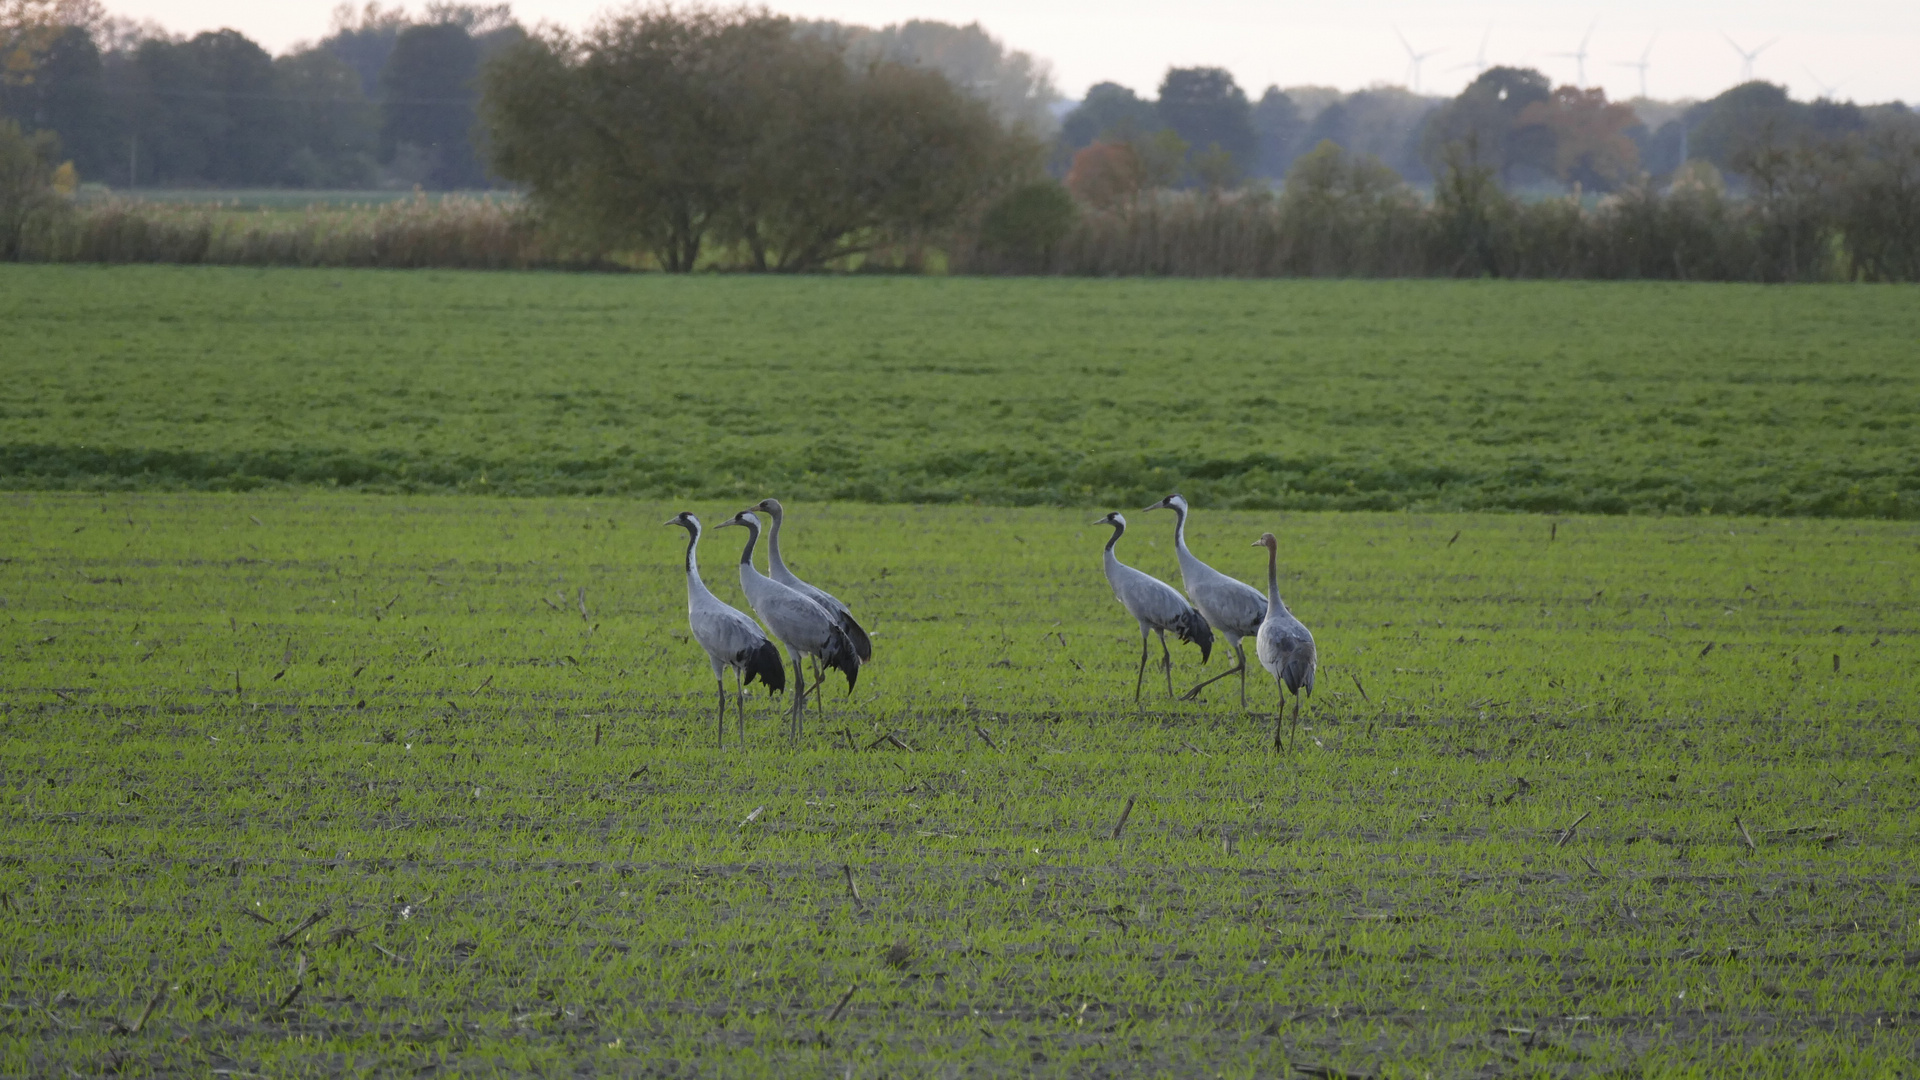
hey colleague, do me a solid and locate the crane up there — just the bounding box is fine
[717,510,859,742]
[750,498,873,695]
[1097,512,1213,702]
[1144,494,1268,708]
[666,512,785,748]
[1253,532,1316,751]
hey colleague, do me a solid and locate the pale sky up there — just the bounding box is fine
[105,0,1920,105]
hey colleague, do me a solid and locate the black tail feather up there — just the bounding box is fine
[1175,608,1214,664]
[839,612,873,664]
[824,625,860,693]
[742,638,785,695]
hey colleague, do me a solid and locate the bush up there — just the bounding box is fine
[0,119,70,260]
[974,181,1076,269]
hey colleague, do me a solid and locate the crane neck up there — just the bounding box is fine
[1103,519,1125,554]
[682,524,716,601]
[763,507,790,576]
[1265,543,1286,612]
[735,518,761,567]
[1171,503,1190,552]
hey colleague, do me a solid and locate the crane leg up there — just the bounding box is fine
[1134,627,1150,703]
[1273,675,1287,750]
[734,666,747,749]
[788,648,807,744]
[1289,693,1302,752]
[716,676,727,750]
[1238,641,1248,710]
[1180,642,1246,702]
[1158,629,1174,698]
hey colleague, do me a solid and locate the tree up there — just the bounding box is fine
[1420,66,1553,186]
[1514,86,1640,191]
[380,21,484,188]
[122,30,290,185]
[0,22,106,175]
[1251,86,1304,179]
[1065,140,1141,208]
[480,7,1033,272]
[1059,81,1159,152]
[1303,86,1437,183]
[1156,66,1255,179]
[322,2,412,99]
[0,115,67,257]
[276,46,378,186]
[806,18,1059,135]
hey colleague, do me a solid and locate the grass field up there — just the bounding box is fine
[3,266,1917,518]
[3,492,1915,1075]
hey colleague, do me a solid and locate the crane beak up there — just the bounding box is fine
[662,518,678,526]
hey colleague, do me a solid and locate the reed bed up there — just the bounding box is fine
[21,193,615,271]
[960,157,1920,283]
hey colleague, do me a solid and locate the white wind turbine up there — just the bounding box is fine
[1394,27,1443,93]
[1725,34,1778,83]
[1616,35,1656,100]
[1552,21,1598,88]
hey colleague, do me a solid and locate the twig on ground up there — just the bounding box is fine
[1110,795,1137,840]
[272,907,330,948]
[825,982,860,1023]
[1555,810,1593,848]
[973,725,1001,752]
[125,986,167,1034]
[1734,816,1757,852]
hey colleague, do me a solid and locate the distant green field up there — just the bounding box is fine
[3,493,1915,1075]
[3,266,1915,517]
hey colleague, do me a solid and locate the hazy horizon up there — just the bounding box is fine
[97,0,1920,106]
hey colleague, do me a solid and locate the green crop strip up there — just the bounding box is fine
[1,493,1914,1075]
[2,266,1916,517]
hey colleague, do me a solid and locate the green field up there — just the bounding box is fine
[3,266,1917,517]
[3,492,1915,1075]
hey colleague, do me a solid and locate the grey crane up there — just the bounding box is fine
[750,498,873,693]
[1097,512,1213,701]
[1144,493,1268,708]
[717,510,859,742]
[666,512,785,748]
[1253,532,1317,750]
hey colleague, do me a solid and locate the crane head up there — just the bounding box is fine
[665,511,699,531]
[1142,493,1187,514]
[752,497,782,515]
[1096,511,1126,529]
[717,510,760,532]
[1252,532,1278,550]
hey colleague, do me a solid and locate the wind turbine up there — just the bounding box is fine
[1803,67,1845,100]
[1394,27,1442,93]
[1552,21,1597,88]
[1724,34,1778,83]
[1450,25,1493,79]
[1615,35,1656,99]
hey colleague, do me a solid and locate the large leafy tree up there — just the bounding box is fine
[1156,66,1256,178]
[1419,66,1555,186]
[124,30,290,185]
[481,6,1034,272]
[380,22,484,188]
[1059,82,1160,152]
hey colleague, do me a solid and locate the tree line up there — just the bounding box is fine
[0,1,522,188]
[1055,64,1918,198]
[4,2,1917,278]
